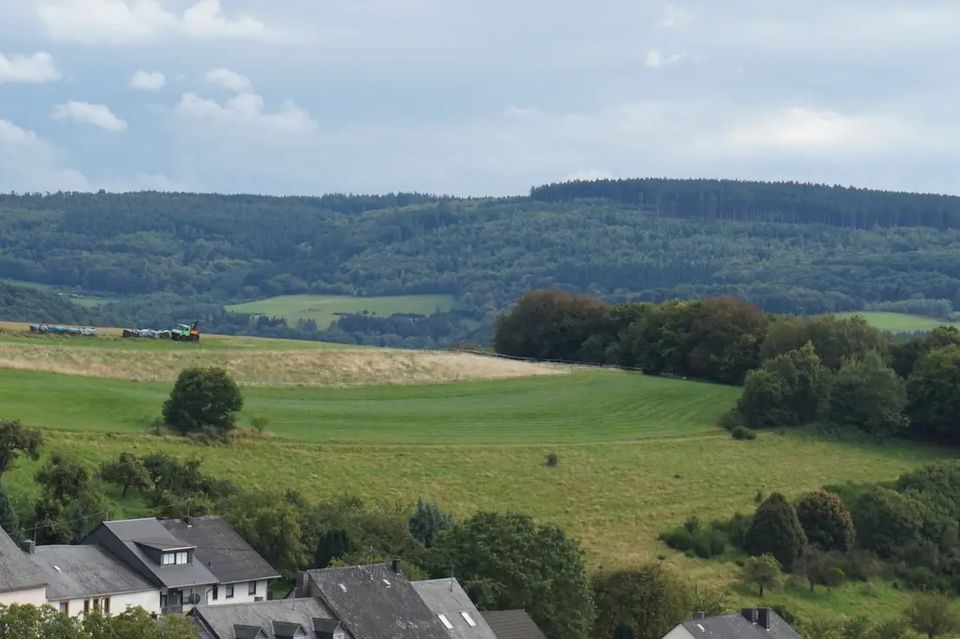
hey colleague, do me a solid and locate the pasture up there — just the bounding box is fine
[834,311,959,333]
[226,293,457,328]
[0,331,953,621]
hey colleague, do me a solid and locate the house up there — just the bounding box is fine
[82,516,279,614]
[412,578,498,639]
[192,598,345,639]
[0,527,47,607]
[30,543,161,617]
[662,608,803,639]
[480,610,548,639]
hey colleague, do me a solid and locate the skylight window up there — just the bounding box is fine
[382,579,391,587]
[338,583,347,593]
[461,612,477,627]
[438,614,454,630]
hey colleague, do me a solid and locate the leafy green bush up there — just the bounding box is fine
[659,517,727,559]
[731,426,757,440]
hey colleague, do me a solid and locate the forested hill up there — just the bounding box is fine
[2,180,960,346]
[531,178,960,230]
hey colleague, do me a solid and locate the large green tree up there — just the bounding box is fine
[409,498,453,548]
[432,512,594,639]
[849,487,921,558]
[0,482,22,545]
[685,297,767,384]
[744,493,807,568]
[904,593,960,639]
[740,554,782,597]
[493,290,607,361]
[739,343,830,428]
[0,419,42,476]
[591,565,692,639]
[162,367,243,438]
[99,453,151,497]
[906,345,960,442]
[795,490,855,552]
[827,351,907,439]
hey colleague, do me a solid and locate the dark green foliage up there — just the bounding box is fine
[731,426,756,440]
[0,604,195,639]
[432,512,594,639]
[793,546,843,592]
[849,487,921,558]
[612,625,637,639]
[0,282,105,326]
[591,564,691,639]
[684,297,768,383]
[739,344,829,428]
[827,352,907,439]
[98,452,151,497]
[891,326,960,377]
[904,593,960,639]
[314,529,353,568]
[795,490,855,552]
[896,462,960,520]
[906,345,960,442]
[494,290,607,361]
[35,453,89,502]
[741,554,782,596]
[545,452,559,467]
[744,493,807,568]
[0,481,22,545]
[162,367,243,438]
[659,518,726,559]
[717,409,743,431]
[409,498,453,548]
[0,419,43,475]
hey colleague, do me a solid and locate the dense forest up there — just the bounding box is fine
[2,179,960,345]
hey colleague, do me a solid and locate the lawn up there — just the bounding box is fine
[834,311,959,333]
[226,294,457,328]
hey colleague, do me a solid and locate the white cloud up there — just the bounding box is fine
[130,69,165,91]
[0,51,60,83]
[644,49,685,68]
[175,92,316,136]
[0,119,90,192]
[661,4,694,28]
[37,0,267,45]
[52,101,128,131]
[205,68,252,93]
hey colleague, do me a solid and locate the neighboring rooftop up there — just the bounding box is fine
[0,527,47,594]
[480,610,548,639]
[413,579,498,639]
[161,516,280,584]
[678,609,803,639]
[85,518,218,589]
[191,598,337,639]
[33,544,156,600]
[307,563,449,639]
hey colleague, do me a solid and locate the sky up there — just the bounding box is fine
[0,0,958,196]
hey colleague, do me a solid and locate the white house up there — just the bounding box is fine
[31,543,161,617]
[0,527,47,607]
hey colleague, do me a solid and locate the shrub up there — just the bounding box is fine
[545,452,559,467]
[795,489,856,552]
[731,426,757,440]
[162,367,243,439]
[745,493,807,568]
[659,517,726,559]
[850,487,921,558]
[718,409,743,431]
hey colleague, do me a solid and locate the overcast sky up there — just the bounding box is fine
[1,0,958,196]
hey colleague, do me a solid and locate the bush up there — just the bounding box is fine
[731,426,757,440]
[718,409,743,431]
[545,452,559,467]
[659,517,726,559]
[795,489,856,552]
[745,493,807,568]
[162,367,243,439]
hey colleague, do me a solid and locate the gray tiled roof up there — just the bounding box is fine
[679,610,803,639]
[85,518,218,589]
[413,579,498,639]
[191,598,336,639]
[161,517,280,584]
[308,564,450,639]
[0,526,46,594]
[480,610,548,639]
[33,544,156,600]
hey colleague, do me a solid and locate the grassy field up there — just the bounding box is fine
[226,294,457,328]
[835,311,959,333]
[0,331,954,622]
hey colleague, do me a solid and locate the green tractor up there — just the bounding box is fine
[171,321,200,342]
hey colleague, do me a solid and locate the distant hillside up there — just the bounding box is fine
[2,180,960,345]
[0,282,104,325]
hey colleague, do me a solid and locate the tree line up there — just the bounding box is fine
[494,290,960,445]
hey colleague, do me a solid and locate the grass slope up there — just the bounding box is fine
[834,311,959,333]
[226,294,457,328]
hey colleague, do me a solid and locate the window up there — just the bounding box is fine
[438,614,454,630]
[103,597,110,615]
[162,553,174,565]
[460,612,477,627]
[160,593,167,609]
[59,601,69,616]
[84,599,90,615]
[162,551,190,565]
[176,551,189,564]
[211,585,219,601]
[248,581,257,596]
[226,584,234,598]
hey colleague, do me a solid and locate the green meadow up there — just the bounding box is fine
[226,293,457,328]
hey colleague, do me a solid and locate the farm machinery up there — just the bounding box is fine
[122,321,200,342]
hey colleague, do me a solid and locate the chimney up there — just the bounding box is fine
[24,540,36,555]
[757,608,771,630]
[741,609,759,624]
[693,612,706,620]
[183,516,193,527]
[296,571,310,597]
[391,559,402,575]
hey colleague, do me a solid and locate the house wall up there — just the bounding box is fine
[0,587,47,607]
[205,579,269,606]
[662,625,696,639]
[52,589,162,618]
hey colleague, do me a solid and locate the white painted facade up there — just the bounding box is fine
[205,579,269,606]
[663,624,697,639]
[0,586,47,607]
[50,589,161,618]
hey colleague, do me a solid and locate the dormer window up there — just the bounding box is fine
[161,551,190,565]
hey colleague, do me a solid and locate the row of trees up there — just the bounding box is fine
[0,606,194,639]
